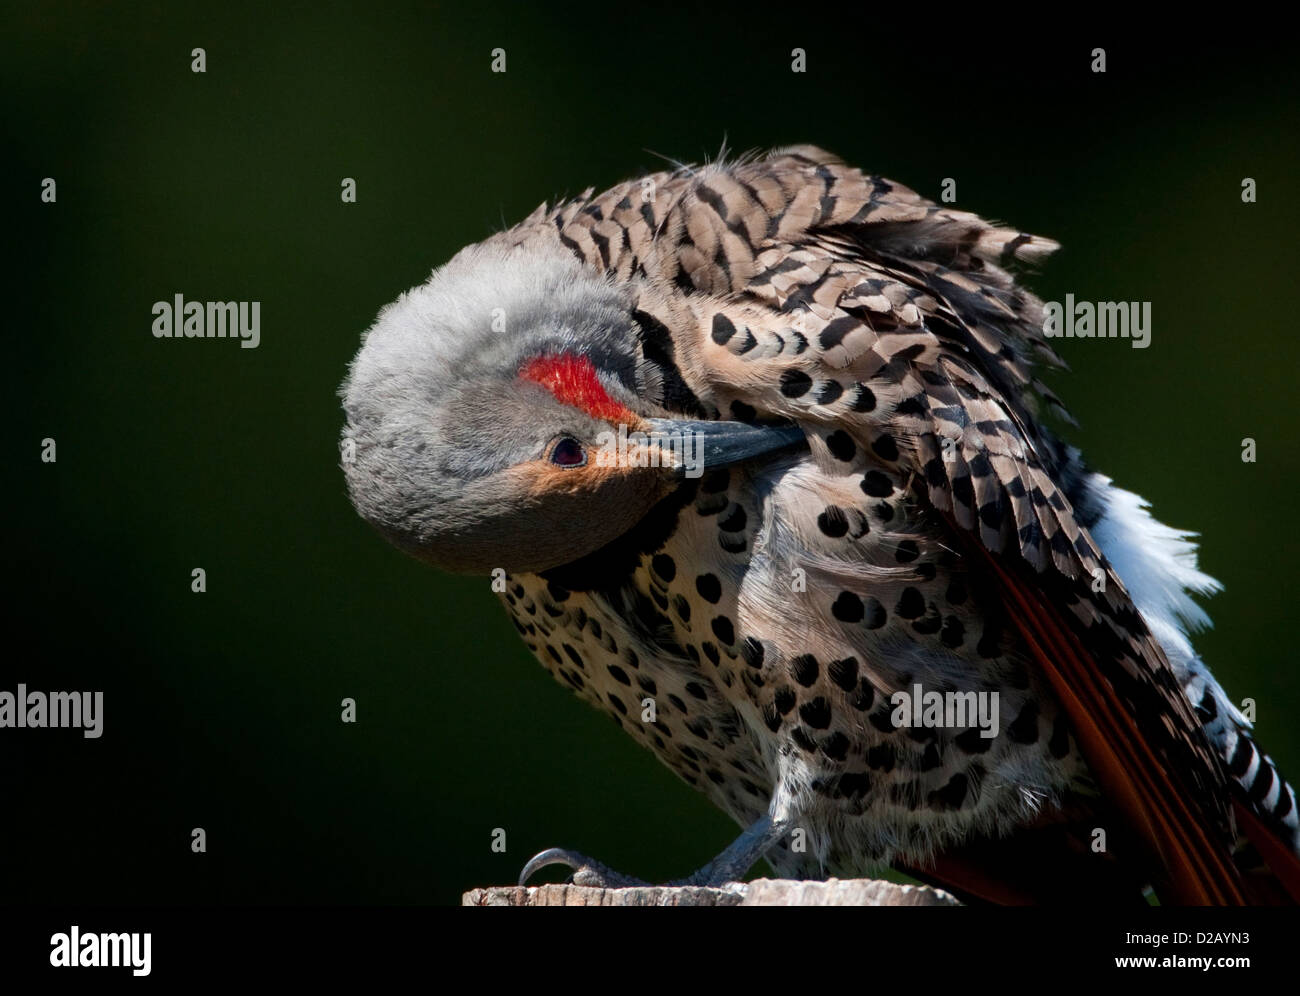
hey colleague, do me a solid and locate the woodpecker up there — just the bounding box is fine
[341,145,1300,904]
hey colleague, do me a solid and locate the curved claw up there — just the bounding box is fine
[517,848,581,886]
[518,847,648,888]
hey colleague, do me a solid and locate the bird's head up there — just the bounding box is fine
[340,241,802,575]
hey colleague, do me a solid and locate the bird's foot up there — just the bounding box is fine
[518,847,650,888]
[518,814,787,890]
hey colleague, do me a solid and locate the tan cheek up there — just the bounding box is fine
[512,460,625,498]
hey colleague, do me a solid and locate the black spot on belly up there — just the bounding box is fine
[818,506,849,537]
[774,688,796,714]
[719,533,747,554]
[828,656,858,691]
[832,591,864,623]
[718,504,747,532]
[762,703,783,732]
[955,728,994,754]
[871,434,899,461]
[1007,702,1040,744]
[651,553,676,583]
[791,727,818,752]
[896,587,925,619]
[850,384,876,412]
[912,608,942,635]
[826,430,856,461]
[941,616,965,648]
[711,615,735,644]
[820,731,849,760]
[928,773,968,810]
[741,637,765,669]
[866,743,895,771]
[790,654,819,687]
[861,475,892,502]
[839,771,872,797]
[606,664,632,686]
[869,707,896,734]
[672,594,692,622]
[696,573,722,603]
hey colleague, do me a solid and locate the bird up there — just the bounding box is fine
[340,144,1300,905]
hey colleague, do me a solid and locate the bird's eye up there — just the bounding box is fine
[549,437,587,468]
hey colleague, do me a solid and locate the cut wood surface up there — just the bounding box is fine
[464,877,960,906]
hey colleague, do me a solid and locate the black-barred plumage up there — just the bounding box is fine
[341,145,1299,904]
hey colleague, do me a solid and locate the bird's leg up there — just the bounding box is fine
[518,814,788,889]
[669,813,789,887]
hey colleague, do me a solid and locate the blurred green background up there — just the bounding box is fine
[5,4,1297,904]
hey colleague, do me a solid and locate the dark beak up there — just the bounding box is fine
[642,418,806,479]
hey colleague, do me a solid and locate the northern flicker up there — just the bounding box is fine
[340,145,1300,905]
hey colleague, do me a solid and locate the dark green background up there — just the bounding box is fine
[6,5,1297,904]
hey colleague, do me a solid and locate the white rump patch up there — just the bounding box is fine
[1085,474,1247,730]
